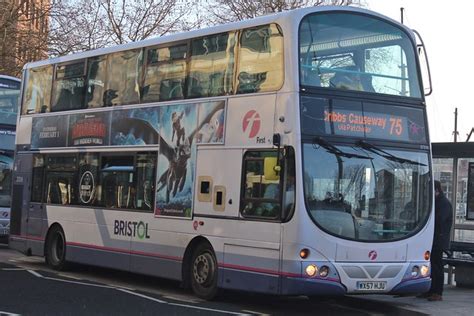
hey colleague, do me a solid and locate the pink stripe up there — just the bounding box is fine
[13,235,339,282]
[10,234,44,242]
[220,262,341,282]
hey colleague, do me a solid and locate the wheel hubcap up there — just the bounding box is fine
[52,233,64,263]
[193,252,214,285]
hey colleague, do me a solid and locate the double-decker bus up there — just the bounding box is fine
[10,6,433,299]
[0,75,21,239]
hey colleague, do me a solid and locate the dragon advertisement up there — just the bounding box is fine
[155,101,226,217]
[30,100,226,218]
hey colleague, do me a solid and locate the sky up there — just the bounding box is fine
[367,0,474,142]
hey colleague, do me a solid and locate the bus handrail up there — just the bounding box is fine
[301,64,410,82]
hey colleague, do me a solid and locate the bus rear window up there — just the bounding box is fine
[23,65,53,114]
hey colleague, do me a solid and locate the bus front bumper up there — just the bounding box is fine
[281,276,347,296]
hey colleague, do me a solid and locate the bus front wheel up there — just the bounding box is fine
[45,225,68,270]
[190,242,218,300]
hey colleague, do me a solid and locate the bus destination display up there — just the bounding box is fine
[301,96,426,143]
[323,110,408,139]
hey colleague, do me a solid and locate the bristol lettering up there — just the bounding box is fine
[113,220,150,239]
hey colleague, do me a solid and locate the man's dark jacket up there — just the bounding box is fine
[434,192,453,250]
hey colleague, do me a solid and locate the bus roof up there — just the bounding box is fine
[23,5,411,70]
[0,75,20,83]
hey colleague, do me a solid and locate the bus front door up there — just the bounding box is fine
[10,153,44,254]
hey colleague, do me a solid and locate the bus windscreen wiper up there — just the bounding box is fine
[356,140,426,166]
[313,137,371,159]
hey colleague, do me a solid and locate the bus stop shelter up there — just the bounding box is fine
[432,142,474,286]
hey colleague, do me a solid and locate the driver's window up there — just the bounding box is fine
[240,150,281,219]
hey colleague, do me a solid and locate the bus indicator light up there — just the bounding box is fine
[299,248,309,259]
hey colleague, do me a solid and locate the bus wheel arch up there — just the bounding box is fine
[44,223,68,271]
[182,236,219,300]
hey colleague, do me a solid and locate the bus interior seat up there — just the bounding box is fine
[360,74,375,92]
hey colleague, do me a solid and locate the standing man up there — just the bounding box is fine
[425,180,453,301]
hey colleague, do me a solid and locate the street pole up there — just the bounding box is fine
[454,107,459,142]
[450,107,459,284]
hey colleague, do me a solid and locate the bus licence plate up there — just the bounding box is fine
[357,281,387,291]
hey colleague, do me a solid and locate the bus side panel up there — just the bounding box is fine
[56,207,132,271]
[222,242,281,294]
[130,228,186,281]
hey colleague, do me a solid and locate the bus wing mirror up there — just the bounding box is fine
[273,133,281,147]
[413,29,433,96]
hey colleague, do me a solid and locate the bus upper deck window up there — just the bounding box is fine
[187,32,236,99]
[23,65,53,114]
[105,50,143,106]
[299,13,421,98]
[86,56,107,108]
[143,44,187,103]
[51,61,86,112]
[236,24,283,94]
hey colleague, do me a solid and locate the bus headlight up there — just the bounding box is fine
[420,265,430,277]
[305,264,318,277]
[411,266,420,277]
[319,265,330,277]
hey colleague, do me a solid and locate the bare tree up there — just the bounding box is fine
[204,0,362,26]
[49,0,194,57]
[48,0,110,56]
[0,0,52,77]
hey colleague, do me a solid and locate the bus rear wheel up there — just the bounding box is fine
[190,242,218,300]
[45,226,67,270]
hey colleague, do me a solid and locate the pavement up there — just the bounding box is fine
[357,285,474,315]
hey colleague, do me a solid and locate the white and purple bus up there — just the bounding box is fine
[10,6,433,299]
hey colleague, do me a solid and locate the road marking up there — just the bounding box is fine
[241,310,270,316]
[0,311,20,316]
[27,269,43,278]
[117,289,167,304]
[2,268,24,271]
[42,276,115,289]
[162,295,201,303]
[168,302,251,315]
[22,268,248,315]
[58,273,83,281]
[118,289,249,315]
